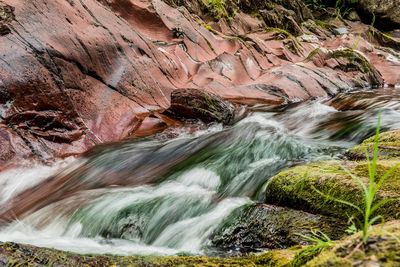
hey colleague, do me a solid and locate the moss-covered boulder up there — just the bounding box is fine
[348,129,400,160]
[210,203,347,251]
[265,160,400,221]
[304,220,400,266]
[0,241,299,266]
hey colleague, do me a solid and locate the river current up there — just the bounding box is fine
[0,88,399,256]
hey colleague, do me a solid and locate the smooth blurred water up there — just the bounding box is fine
[0,88,399,256]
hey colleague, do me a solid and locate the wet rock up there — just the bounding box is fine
[165,88,235,124]
[0,241,279,266]
[373,29,400,51]
[210,203,347,251]
[0,242,49,266]
[351,0,400,31]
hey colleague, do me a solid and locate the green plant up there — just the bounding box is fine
[313,111,400,244]
[304,0,326,11]
[207,0,225,20]
[345,217,358,234]
[369,13,376,42]
[334,0,353,20]
[293,230,334,266]
[353,32,362,49]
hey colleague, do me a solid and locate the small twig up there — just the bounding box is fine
[378,145,400,151]
[345,240,363,259]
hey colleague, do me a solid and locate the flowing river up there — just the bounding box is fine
[0,87,399,256]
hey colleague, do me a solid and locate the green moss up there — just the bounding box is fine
[202,23,219,35]
[0,242,280,266]
[0,241,311,266]
[265,159,400,221]
[314,19,334,30]
[348,129,400,160]
[250,12,263,21]
[265,27,293,38]
[332,49,373,74]
[304,221,400,266]
[253,249,298,266]
[306,47,320,60]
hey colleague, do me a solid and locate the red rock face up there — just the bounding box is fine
[0,0,395,166]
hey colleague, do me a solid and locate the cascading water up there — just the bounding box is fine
[0,88,399,256]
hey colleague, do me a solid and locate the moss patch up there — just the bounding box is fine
[304,220,400,266]
[0,241,306,266]
[253,248,298,267]
[332,49,373,74]
[265,159,400,221]
[348,129,400,160]
[306,47,320,60]
[0,241,275,266]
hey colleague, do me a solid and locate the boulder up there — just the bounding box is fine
[211,203,347,251]
[265,159,400,221]
[348,129,400,160]
[165,88,235,124]
[352,0,400,31]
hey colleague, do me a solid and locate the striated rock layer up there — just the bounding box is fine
[0,0,398,165]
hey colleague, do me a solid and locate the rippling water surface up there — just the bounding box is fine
[0,88,399,256]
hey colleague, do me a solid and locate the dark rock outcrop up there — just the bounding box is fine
[211,203,347,251]
[351,0,400,30]
[165,88,234,124]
